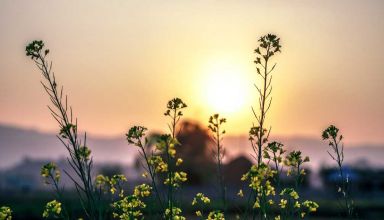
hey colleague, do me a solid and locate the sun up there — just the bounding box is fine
[201,62,251,115]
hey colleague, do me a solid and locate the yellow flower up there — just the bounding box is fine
[192,193,211,206]
[279,199,287,209]
[133,184,152,198]
[0,206,12,220]
[43,200,62,218]
[141,172,149,178]
[290,191,299,200]
[196,210,202,217]
[176,158,183,166]
[192,198,197,206]
[237,189,244,197]
[253,200,260,208]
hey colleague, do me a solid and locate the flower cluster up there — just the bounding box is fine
[112,183,151,219]
[207,211,225,220]
[322,125,340,141]
[263,142,285,162]
[301,200,319,218]
[41,162,61,183]
[133,184,152,198]
[242,163,276,209]
[78,145,91,161]
[208,114,226,134]
[26,40,48,60]
[148,156,168,173]
[192,193,211,206]
[112,195,147,219]
[0,206,12,220]
[42,200,62,218]
[254,34,281,65]
[164,98,187,117]
[249,126,268,144]
[96,174,127,196]
[126,126,147,145]
[59,123,77,139]
[284,151,309,177]
[164,171,187,187]
[156,135,179,158]
[164,207,185,220]
[279,188,300,210]
[242,164,276,192]
[277,188,319,219]
[191,193,211,218]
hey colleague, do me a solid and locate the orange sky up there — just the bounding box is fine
[0,0,383,144]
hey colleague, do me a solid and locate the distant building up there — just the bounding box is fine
[0,157,140,191]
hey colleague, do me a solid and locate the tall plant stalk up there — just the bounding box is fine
[126,126,164,213]
[164,98,187,220]
[26,41,100,220]
[208,114,227,213]
[322,125,355,218]
[251,34,281,166]
[246,34,281,220]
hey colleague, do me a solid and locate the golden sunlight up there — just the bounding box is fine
[200,61,251,115]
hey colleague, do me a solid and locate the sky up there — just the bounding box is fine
[0,0,383,145]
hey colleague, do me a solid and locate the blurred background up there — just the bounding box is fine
[1,0,384,219]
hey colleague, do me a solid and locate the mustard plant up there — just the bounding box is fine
[263,142,285,189]
[26,40,121,219]
[242,34,281,220]
[129,98,188,219]
[162,98,188,219]
[208,114,227,212]
[322,125,355,217]
[284,151,310,190]
[22,37,326,220]
[111,183,152,219]
[251,34,281,166]
[126,125,164,211]
[41,162,70,219]
[241,163,276,219]
[279,151,319,220]
[191,193,211,219]
[240,34,319,220]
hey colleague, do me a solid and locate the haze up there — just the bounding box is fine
[0,0,383,145]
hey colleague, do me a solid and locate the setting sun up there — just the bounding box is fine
[200,62,251,115]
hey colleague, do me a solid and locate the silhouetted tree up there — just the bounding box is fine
[176,120,215,185]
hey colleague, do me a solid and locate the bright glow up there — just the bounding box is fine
[201,62,250,115]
